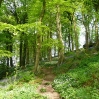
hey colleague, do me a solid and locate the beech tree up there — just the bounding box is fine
[27,0,46,72]
[56,5,64,66]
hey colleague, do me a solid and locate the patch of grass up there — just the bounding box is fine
[34,78,43,84]
[40,88,46,93]
[7,84,14,91]
[44,61,57,67]
[18,71,35,82]
[0,83,47,99]
[0,82,6,86]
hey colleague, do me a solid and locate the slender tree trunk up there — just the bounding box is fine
[0,0,3,7]
[73,16,79,51]
[85,26,89,50]
[9,44,13,67]
[48,47,52,61]
[71,35,74,51]
[5,31,13,67]
[41,35,47,61]
[6,42,9,67]
[56,5,64,66]
[22,38,27,68]
[47,32,52,61]
[82,14,90,51]
[7,58,9,67]
[34,0,46,73]
[26,43,29,65]
[34,28,42,72]
[75,33,79,51]
[64,32,67,53]
[71,15,74,51]
[91,23,94,41]
[20,33,23,67]
[95,18,99,50]
[19,33,27,68]
[68,32,71,51]
[32,33,36,63]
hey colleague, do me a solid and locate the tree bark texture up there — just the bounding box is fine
[34,0,46,73]
[56,5,64,66]
[95,18,99,50]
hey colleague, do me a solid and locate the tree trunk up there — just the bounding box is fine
[34,0,46,73]
[85,27,89,50]
[73,16,79,51]
[71,35,74,51]
[0,0,3,7]
[95,18,99,50]
[22,38,27,68]
[9,44,13,67]
[5,31,13,67]
[47,32,52,61]
[68,32,71,51]
[19,33,23,67]
[82,14,90,51]
[26,43,29,65]
[56,5,64,66]
[64,32,67,53]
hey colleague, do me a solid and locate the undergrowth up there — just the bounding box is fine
[0,65,47,99]
[53,53,99,99]
[0,83,47,99]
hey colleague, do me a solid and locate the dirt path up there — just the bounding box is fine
[37,67,60,99]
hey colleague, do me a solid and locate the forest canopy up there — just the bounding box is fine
[0,0,99,72]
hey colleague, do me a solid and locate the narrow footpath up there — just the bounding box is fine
[37,66,60,99]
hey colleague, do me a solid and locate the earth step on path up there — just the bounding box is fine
[37,67,60,99]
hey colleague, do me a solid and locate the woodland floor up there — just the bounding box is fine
[37,66,60,99]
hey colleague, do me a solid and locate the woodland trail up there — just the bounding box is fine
[37,66,60,99]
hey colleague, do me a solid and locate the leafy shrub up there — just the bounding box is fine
[0,63,15,80]
[18,71,34,82]
[0,64,8,79]
[8,67,15,75]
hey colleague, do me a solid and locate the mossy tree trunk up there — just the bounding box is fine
[82,14,90,51]
[34,0,46,73]
[56,5,64,66]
